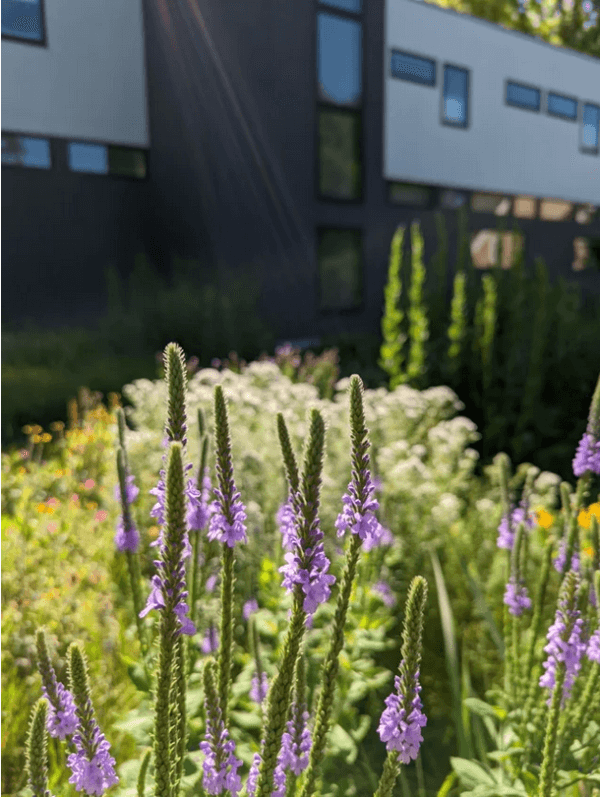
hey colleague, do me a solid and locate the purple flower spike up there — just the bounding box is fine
[504,578,532,616]
[277,499,300,551]
[207,489,248,547]
[279,710,312,776]
[188,470,215,531]
[378,674,427,765]
[373,581,397,608]
[279,541,336,617]
[246,750,286,797]
[250,671,269,705]
[247,753,262,796]
[199,730,243,796]
[587,628,600,663]
[243,598,259,620]
[497,505,535,551]
[113,473,139,506]
[553,539,580,573]
[201,626,219,654]
[67,718,118,795]
[539,593,587,706]
[335,472,385,550]
[42,681,78,739]
[573,433,600,477]
[114,516,141,553]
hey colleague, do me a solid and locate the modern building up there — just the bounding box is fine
[2,0,600,343]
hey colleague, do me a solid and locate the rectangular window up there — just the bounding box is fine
[109,147,147,179]
[389,182,432,207]
[506,81,541,112]
[2,133,51,168]
[2,0,44,43]
[471,192,511,216]
[539,198,573,221]
[513,195,537,219]
[318,228,362,311]
[443,65,469,127]
[471,230,524,269]
[390,50,435,87]
[68,141,147,178]
[317,12,362,106]
[547,92,578,120]
[319,0,361,12]
[440,189,467,209]
[318,108,361,200]
[581,103,600,152]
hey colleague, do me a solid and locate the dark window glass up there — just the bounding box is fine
[318,109,361,200]
[440,189,467,209]
[317,12,362,106]
[2,134,51,168]
[390,50,435,86]
[2,0,43,42]
[319,0,361,11]
[68,142,109,174]
[318,229,362,311]
[109,146,147,179]
[506,81,540,111]
[547,92,577,120]
[389,182,431,207]
[443,66,469,126]
[582,103,600,151]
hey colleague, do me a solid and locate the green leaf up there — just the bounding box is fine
[328,723,358,764]
[450,758,495,789]
[486,748,526,761]
[349,714,371,744]
[436,771,458,797]
[228,709,262,730]
[464,698,506,721]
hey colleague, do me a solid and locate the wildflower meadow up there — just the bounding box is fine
[2,337,600,797]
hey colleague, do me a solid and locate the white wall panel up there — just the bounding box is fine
[384,0,600,204]
[2,0,149,147]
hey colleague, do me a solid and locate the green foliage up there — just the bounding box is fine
[406,222,430,388]
[379,225,407,388]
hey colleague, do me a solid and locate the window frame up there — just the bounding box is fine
[505,79,542,113]
[387,180,435,209]
[1,0,47,47]
[389,48,436,88]
[440,62,470,129]
[546,91,578,121]
[580,101,600,155]
[1,130,53,169]
[316,226,364,314]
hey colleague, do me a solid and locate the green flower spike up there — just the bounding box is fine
[276,412,301,509]
[26,698,53,797]
[164,342,188,444]
[189,409,210,676]
[375,575,428,797]
[255,408,326,797]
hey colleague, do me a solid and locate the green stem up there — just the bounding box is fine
[538,663,567,797]
[217,544,234,727]
[374,752,400,797]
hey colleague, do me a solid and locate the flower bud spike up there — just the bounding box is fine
[573,373,600,476]
[27,699,54,797]
[35,629,78,740]
[277,412,301,501]
[198,406,205,440]
[116,407,129,469]
[200,659,243,795]
[164,342,188,445]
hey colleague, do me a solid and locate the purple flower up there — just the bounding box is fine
[553,539,580,573]
[205,574,218,593]
[113,473,139,506]
[188,470,215,531]
[199,697,243,796]
[114,516,140,553]
[201,626,219,654]
[247,753,262,796]
[207,489,248,547]
[149,463,197,556]
[243,599,259,620]
[279,707,311,776]
[42,681,78,739]
[246,750,287,797]
[573,432,600,477]
[363,524,393,552]
[250,671,269,704]
[277,500,299,551]
[373,581,397,608]
[378,674,427,765]
[335,472,385,550]
[587,628,600,664]
[497,505,535,551]
[504,578,532,616]
[279,545,336,617]
[139,558,195,637]
[539,596,587,706]
[67,711,118,795]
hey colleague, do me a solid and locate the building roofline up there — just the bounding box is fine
[404,0,600,66]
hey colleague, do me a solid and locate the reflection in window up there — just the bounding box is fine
[109,147,147,179]
[547,92,577,120]
[539,198,572,221]
[440,189,467,209]
[471,193,511,215]
[513,195,537,219]
[319,0,361,11]
[443,66,468,127]
[68,142,109,174]
[506,81,541,111]
[572,237,600,271]
[582,103,600,151]
[2,0,44,42]
[389,182,431,207]
[318,109,361,199]
[318,228,362,311]
[390,50,435,86]
[471,230,524,269]
[2,134,51,168]
[317,12,362,106]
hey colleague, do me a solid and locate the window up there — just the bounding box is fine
[539,198,572,221]
[440,189,467,209]
[389,182,432,207]
[319,0,361,11]
[575,204,598,224]
[2,0,44,43]
[506,81,541,112]
[471,230,524,269]
[513,195,537,219]
[317,12,362,106]
[318,109,361,199]
[547,92,578,120]
[572,237,600,271]
[471,192,511,216]
[68,142,147,178]
[443,65,469,127]
[581,103,600,152]
[390,50,435,87]
[2,133,51,168]
[318,228,362,311]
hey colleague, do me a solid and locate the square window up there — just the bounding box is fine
[440,189,467,209]
[389,182,431,207]
[108,146,147,179]
[506,81,541,112]
[319,0,361,12]
[581,103,600,151]
[390,50,435,87]
[318,228,362,311]
[471,192,511,216]
[539,198,572,221]
[318,12,362,106]
[2,0,44,42]
[547,92,578,120]
[443,65,469,127]
[318,109,361,200]
[513,195,537,219]
[68,142,109,174]
[2,134,51,168]
[471,230,524,269]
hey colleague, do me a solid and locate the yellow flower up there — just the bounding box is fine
[536,508,554,530]
[85,501,98,511]
[40,433,52,443]
[36,503,47,514]
[22,425,33,435]
[583,546,594,559]
[32,434,42,444]
[578,503,600,530]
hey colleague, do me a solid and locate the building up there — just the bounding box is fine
[2,0,600,344]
